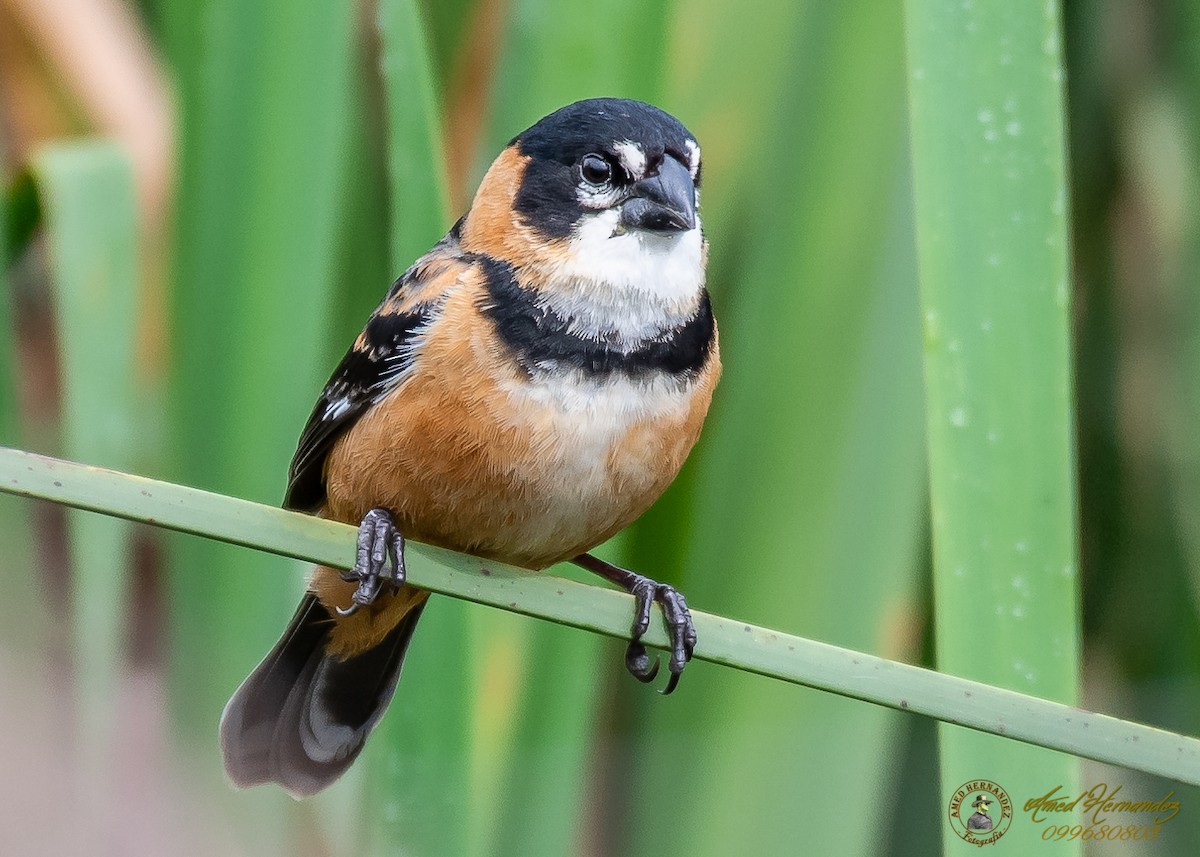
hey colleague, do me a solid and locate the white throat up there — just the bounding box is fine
[534,208,706,347]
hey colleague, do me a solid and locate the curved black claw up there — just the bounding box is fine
[572,554,697,694]
[655,584,696,695]
[625,642,660,683]
[337,508,406,617]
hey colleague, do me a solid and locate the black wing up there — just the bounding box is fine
[283,228,466,511]
[283,308,432,511]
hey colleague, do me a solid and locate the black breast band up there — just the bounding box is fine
[478,255,714,378]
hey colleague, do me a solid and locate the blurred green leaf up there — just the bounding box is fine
[329,53,393,349]
[379,0,451,268]
[905,0,1081,850]
[1169,0,1200,637]
[3,172,39,270]
[418,0,478,84]
[28,140,139,835]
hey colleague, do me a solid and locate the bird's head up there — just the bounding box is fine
[461,98,705,318]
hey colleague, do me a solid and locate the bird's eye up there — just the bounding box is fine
[580,153,612,186]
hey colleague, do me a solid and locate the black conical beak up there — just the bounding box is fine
[618,155,696,233]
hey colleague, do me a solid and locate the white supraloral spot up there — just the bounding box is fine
[613,140,647,180]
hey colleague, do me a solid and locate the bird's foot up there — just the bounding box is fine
[572,554,697,695]
[337,508,406,617]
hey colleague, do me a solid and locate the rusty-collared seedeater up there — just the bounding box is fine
[220,98,720,797]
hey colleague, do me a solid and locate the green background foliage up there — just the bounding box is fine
[0,0,1197,854]
[906,1,1080,852]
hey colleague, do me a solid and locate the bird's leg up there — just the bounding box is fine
[337,507,407,617]
[572,553,697,695]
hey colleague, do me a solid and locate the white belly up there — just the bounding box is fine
[492,370,693,560]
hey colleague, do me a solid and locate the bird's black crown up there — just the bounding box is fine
[513,98,696,168]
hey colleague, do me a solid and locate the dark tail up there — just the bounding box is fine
[219,592,426,798]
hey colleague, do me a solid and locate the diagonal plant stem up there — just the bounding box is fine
[2,444,1199,786]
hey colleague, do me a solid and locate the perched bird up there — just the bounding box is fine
[220,98,720,798]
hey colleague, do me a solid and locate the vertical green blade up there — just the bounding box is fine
[29,140,139,834]
[379,0,451,267]
[418,0,478,85]
[904,0,1081,851]
[1169,0,1200,639]
[328,45,393,349]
